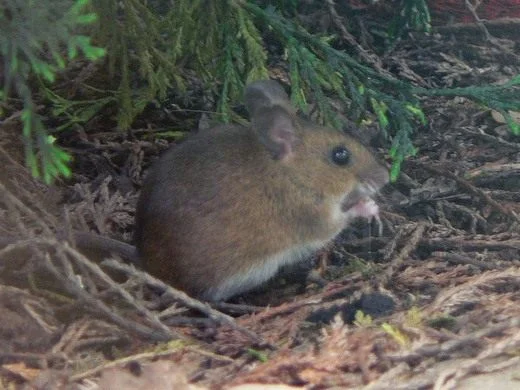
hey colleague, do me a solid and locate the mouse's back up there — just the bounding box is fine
[135,80,388,301]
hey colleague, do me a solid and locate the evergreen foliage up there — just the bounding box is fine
[1,0,105,183]
[90,0,269,125]
[2,0,519,183]
[91,0,430,178]
[413,77,520,134]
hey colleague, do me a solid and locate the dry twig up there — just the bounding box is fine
[102,259,270,347]
[412,161,520,223]
[380,223,428,286]
[387,316,520,364]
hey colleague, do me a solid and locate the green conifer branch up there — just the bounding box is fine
[4,0,519,184]
[91,0,182,129]
[411,77,520,134]
[1,0,104,183]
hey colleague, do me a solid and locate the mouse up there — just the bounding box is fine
[133,79,389,301]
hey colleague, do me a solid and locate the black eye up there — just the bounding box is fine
[331,145,351,166]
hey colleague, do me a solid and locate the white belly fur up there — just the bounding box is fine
[203,240,328,301]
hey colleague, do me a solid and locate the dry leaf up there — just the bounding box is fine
[2,363,41,382]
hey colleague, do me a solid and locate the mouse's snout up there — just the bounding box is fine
[340,162,388,220]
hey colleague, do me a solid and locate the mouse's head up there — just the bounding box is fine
[245,80,388,229]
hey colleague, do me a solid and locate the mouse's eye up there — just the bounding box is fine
[331,145,351,166]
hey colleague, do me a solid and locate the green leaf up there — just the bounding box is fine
[354,310,373,327]
[389,144,397,159]
[68,44,78,60]
[53,147,73,162]
[69,0,90,16]
[73,36,106,60]
[84,46,106,60]
[43,167,53,184]
[54,54,66,69]
[405,104,427,125]
[390,159,402,182]
[505,115,520,135]
[21,109,32,137]
[33,62,56,83]
[382,322,409,347]
[371,98,389,129]
[76,13,98,24]
[26,152,40,179]
[507,75,520,84]
[246,348,269,362]
[51,151,73,178]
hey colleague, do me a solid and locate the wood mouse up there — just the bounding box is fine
[134,80,389,301]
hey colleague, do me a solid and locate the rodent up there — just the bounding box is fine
[134,80,389,301]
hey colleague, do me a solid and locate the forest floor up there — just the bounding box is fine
[1,17,520,390]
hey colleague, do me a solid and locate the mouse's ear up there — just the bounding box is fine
[252,106,299,160]
[244,80,294,116]
[245,80,299,161]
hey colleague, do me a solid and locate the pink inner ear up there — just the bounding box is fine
[271,126,298,160]
[253,106,299,160]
